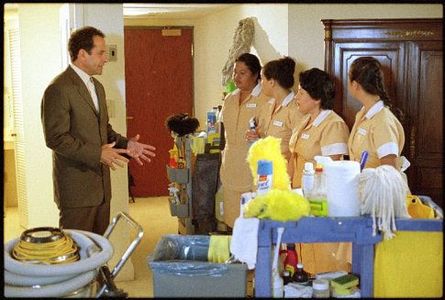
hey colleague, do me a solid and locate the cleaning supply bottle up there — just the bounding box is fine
[257,160,273,196]
[309,164,328,216]
[207,108,217,135]
[302,162,315,198]
[293,263,309,283]
[283,243,298,277]
[282,270,292,285]
[247,117,257,147]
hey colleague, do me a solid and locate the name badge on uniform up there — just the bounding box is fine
[358,127,367,136]
[273,120,284,127]
[301,133,310,140]
[246,103,257,108]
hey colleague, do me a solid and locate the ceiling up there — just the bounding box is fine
[123,3,233,19]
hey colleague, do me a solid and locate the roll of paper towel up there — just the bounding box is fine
[324,161,361,217]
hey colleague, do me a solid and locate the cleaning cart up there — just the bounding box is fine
[167,134,221,234]
[4,211,144,298]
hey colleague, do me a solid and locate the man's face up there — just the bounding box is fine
[82,36,108,75]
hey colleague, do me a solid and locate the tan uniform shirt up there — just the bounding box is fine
[256,91,304,160]
[220,83,269,191]
[348,100,405,169]
[289,110,350,188]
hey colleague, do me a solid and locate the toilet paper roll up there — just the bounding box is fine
[324,161,361,217]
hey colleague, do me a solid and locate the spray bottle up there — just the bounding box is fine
[257,160,273,196]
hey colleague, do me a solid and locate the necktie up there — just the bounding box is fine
[88,77,99,112]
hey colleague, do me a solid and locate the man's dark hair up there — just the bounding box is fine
[68,26,105,62]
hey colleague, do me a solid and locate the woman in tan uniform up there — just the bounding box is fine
[289,68,350,275]
[289,68,349,188]
[220,53,269,229]
[348,56,405,168]
[246,57,304,161]
[348,57,414,297]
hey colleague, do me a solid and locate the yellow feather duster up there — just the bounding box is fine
[244,189,310,221]
[247,136,290,190]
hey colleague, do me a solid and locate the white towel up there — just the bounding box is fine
[230,216,259,270]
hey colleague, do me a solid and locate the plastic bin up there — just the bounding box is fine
[166,166,189,184]
[168,198,189,218]
[147,234,247,297]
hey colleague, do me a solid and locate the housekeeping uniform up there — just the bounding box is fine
[288,109,350,275]
[255,91,304,161]
[220,83,269,228]
[289,109,349,188]
[348,100,405,169]
[347,101,434,298]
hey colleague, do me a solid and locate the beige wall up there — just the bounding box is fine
[194,4,289,127]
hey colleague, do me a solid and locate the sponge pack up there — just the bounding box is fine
[331,274,359,289]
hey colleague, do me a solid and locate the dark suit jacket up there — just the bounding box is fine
[41,66,128,209]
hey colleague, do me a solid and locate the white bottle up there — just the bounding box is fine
[302,162,314,198]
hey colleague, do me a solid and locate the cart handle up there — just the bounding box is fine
[103,211,144,278]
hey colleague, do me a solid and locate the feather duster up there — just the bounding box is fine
[244,189,310,221]
[165,113,200,137]
[247,136,290,190]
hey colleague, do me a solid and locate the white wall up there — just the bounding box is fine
[18,4,62,228]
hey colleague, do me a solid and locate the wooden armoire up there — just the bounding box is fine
[322,19,443,208]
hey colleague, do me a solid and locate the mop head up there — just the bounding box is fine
[244,189,310,221]
[247,136,290,190]
[359,165,410,239]
[165,113,200,137]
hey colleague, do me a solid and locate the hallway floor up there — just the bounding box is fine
[3,196,178,298]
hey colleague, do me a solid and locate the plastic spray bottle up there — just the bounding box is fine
[257,160,273,196]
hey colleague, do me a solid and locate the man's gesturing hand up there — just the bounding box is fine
[100,142,130,170]
[127,134,156,166]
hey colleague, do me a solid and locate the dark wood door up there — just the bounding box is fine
[124,27,193,197]
[405,41,443,204]
[333,42,407,129]
[323,19,443,208]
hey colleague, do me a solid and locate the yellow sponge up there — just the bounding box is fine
[331,274,359,289]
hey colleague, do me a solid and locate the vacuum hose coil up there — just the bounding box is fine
[4,229,113,297]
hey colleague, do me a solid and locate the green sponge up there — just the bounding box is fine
[331,274,359,289]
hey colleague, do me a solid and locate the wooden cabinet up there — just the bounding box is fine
[322,19,443,208]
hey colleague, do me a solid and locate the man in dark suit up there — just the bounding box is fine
[41,26,156,235]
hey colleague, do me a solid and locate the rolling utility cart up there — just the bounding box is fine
[166,134,221,235]
[254,212,443,297]
[167,135,195,234]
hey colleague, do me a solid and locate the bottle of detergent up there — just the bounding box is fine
[309,164,328,216]
[283,243,298,277]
